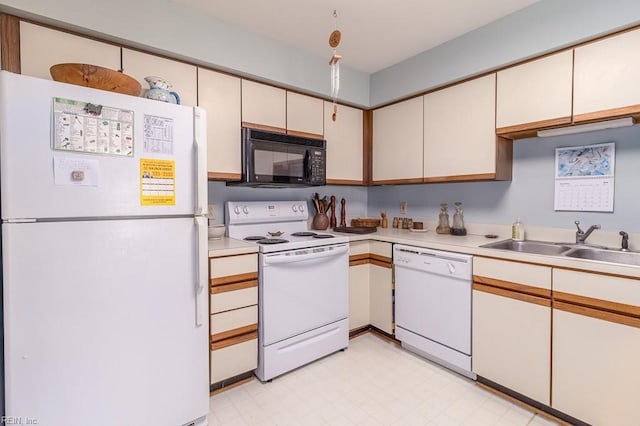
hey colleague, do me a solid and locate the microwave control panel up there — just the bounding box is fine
[310,149,326,185]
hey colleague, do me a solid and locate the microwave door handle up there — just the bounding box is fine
[304,150,311,182]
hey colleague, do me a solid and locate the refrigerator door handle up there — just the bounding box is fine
[195,215,208,327]
[194,107,208,216]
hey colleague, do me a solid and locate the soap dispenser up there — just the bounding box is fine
[512,217,525,241]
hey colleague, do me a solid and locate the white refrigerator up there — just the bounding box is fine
[0,71,209,425]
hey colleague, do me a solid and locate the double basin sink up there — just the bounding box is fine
[481,239,640,267]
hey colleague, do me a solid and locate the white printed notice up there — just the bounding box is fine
[554,142,615,212]
[52,98,134,157]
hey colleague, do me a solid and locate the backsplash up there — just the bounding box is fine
[207,182,368,225]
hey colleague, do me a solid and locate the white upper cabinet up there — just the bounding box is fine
[121,49,197,106]
[20,22,121,81]
[324,101,363,184]
[423,74,498,180]
[574,28,640,121]
[198,68,242,179]
[496,51,573,133]
[241,80,286,132]
[372,97,423,183]
[286,92,323,137]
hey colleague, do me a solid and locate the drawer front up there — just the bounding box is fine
[349,241,370,256]
[473,257,551,290]
[370,241,392,258]
[553,269,640,306]
[210,254,257,279]
[211,287,258,314]
[210,339,258,384]
[211,305,258,335]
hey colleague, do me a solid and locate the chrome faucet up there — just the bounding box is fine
[574,221,600,244]
[619,231,629,251]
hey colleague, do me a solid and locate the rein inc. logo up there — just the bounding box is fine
[1,417,39,424]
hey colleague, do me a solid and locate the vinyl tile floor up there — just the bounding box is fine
[209,333,560,425]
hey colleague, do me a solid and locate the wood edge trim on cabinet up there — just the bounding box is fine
[349,259,369,267]
[473,282,551,307]
[286,129,324,140]
[553,290,640,318]
[573,106,640,124]
[349,254,369,262]
[208,172,241,181]
[211,323,258,344]
[370,254,392,264]
[423,173,497,183]
[554,300,640,328]
[473,254,554,269]
[370,177,424,185]
[496,117,572,138]
[241,122,286,134]
[0,14,20,73]
[363,110,373,185]
[495,136,513,181]
[210,374,254,395]
[473,275,551,298]
[211,330,258,350]
[210,279,258,294]
[325,178,365,186]
[370,259,392,269]
[211,271,258,286]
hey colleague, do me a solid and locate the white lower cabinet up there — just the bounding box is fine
[472,257,551,405]
[551,269,640,425]
[209,253,258,388]
[348,241,393,334]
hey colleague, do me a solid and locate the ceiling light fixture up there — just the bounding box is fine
[329,10,342,121]
[536,117,635,137]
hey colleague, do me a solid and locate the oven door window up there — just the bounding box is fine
[252,142,308,184]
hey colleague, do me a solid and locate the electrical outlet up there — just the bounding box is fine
[400,201,408,214]
[207,204,216,220]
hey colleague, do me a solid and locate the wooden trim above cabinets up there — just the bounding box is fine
[286,129,324,140]
[496,117,572,139]
[241,121,286,134]
[0,14,21,73]
[424,173,497,183]
[363,110,373,185]
[208,172,241,181]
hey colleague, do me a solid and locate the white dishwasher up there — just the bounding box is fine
[394,244,475,378]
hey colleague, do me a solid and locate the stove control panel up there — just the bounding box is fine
[226,201,309,224]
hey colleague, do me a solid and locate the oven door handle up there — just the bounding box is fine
[263,244,348,265]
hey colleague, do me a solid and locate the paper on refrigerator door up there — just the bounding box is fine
[53,156,99,186]
[140,158,176,206]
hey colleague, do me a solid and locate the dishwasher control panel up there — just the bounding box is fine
[393,244,472,279]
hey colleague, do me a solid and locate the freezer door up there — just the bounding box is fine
[2,219,209,426]
[0,71,202,219]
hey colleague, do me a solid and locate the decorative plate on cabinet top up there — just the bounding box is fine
[50,63,141,96]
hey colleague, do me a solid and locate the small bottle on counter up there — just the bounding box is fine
[512,217,525,241]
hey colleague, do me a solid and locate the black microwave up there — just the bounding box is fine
[231,127,326,187]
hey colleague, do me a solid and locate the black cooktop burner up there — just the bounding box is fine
[291,232,317,237]
[313,234,335,239]
[256,238,289,245]
[244,236,266,241]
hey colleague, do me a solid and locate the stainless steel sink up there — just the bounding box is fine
[563,248,640,266]
[480,239,573,256]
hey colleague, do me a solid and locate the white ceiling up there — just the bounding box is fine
[171,0,540,73]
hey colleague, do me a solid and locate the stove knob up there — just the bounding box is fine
[233,206,241,215]
[292,205,298,212]
[242,206,250,215]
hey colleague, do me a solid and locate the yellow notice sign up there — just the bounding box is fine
[140,159,176,206]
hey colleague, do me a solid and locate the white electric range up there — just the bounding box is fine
[226,201,349,381]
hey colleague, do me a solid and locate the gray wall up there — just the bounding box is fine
[370,0,640,106]
[368,125,640,232]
